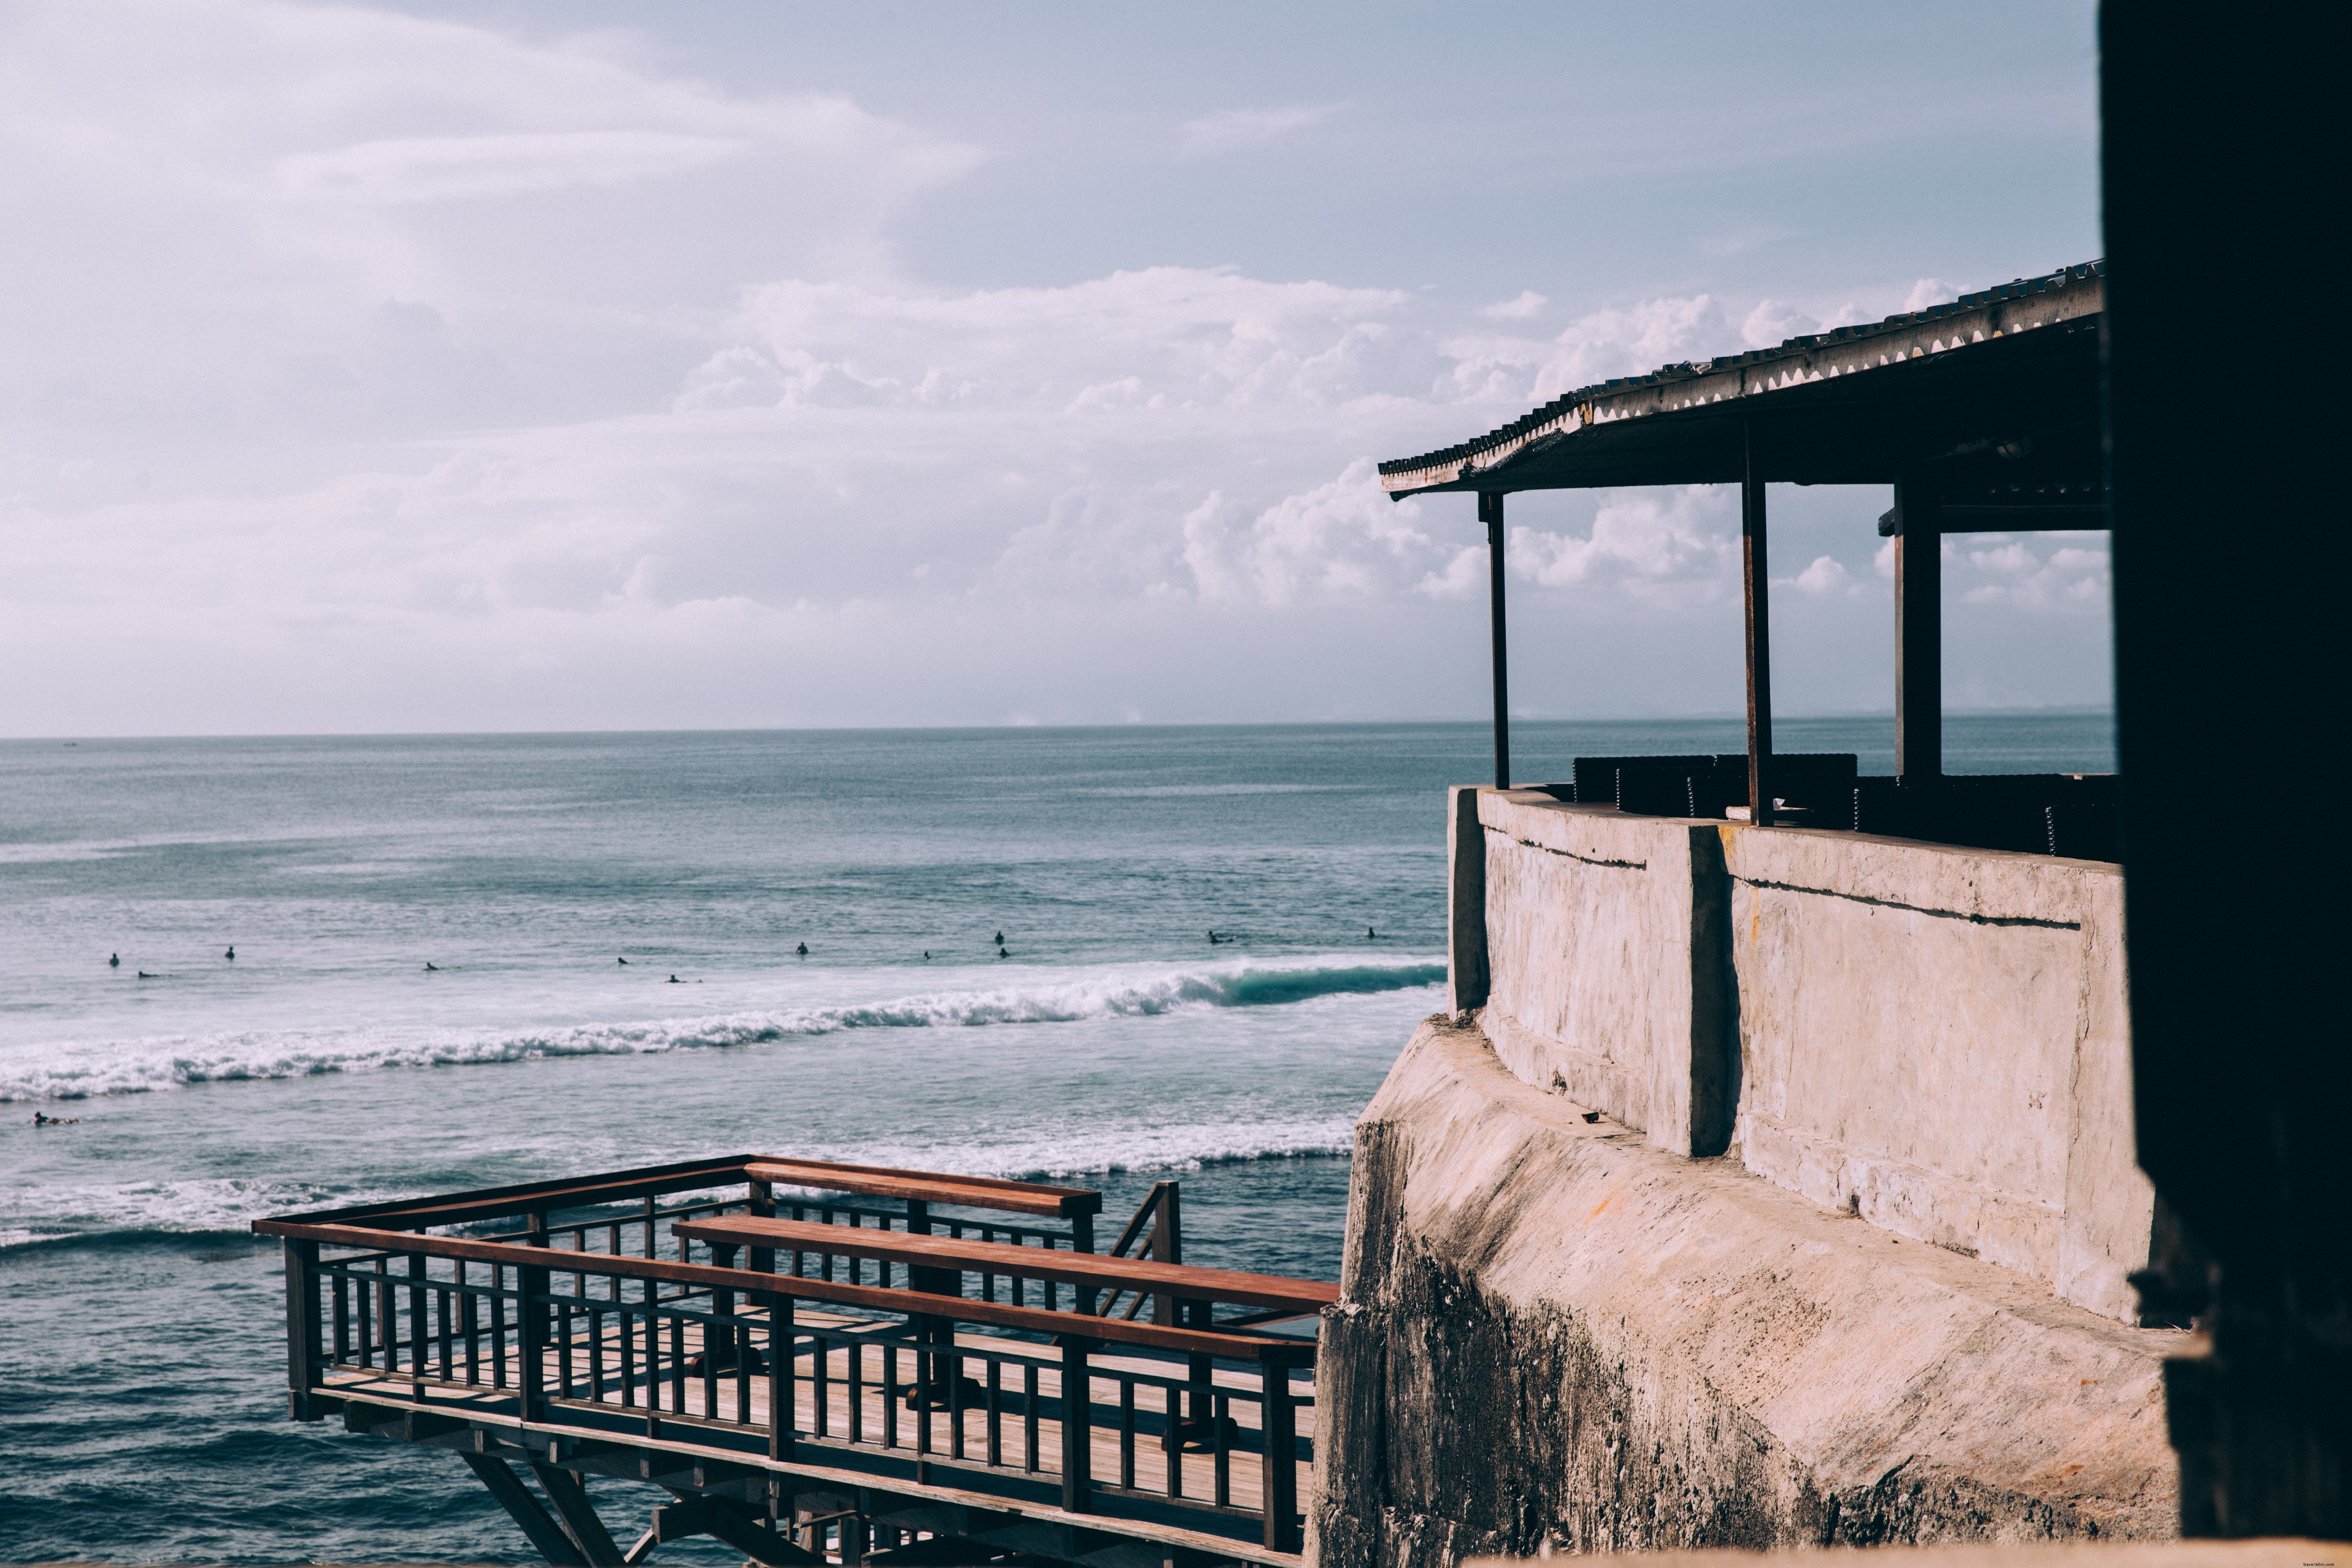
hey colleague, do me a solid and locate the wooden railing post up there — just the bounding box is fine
[283,1238,323,1421]
[1060,1335,1094,1514]
[747,1178,776,1274]
[520,1210,550,1424]
[1072,1207,1097,1314]
[766,1291,794,1463]
[1259,1346,1300,1553]
[1150,1183,1182,1326]
[407,1246,429,1400]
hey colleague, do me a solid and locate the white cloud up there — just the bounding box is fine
[1776,554,1855,597]
[1905,276,1961,311]
[1504,487,1738,607]
[1741,300,1820,348]
[1480,291,1547,322]
[1179,104,1339,156]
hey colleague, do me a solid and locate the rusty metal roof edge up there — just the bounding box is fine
[1379,260,2105,497]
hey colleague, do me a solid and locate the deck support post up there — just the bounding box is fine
[1742,424,1775,827]
[532,1462,628,1567]
[707,1242,739,1373]
[1149,1182,1182,1326]
[1061,1335,1095,1513]
[407,1249,429,1400]
[747,1179,776,1274]
[1893,469,1943,780]
[1259,1348,1301,1553]
[521,1211,551,1425]
[766,1291,795,1462]
[283,1238,323,1421]
[1072,1207,1097,1314]
[462,1452,589,1568]
[1481,491,1511,788]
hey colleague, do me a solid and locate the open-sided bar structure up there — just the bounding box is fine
[1381,261,2108,839]
[255,1157,1328,1568]
[1307,261,2174,1562]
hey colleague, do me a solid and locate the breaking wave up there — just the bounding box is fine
[1,958,1441,1102]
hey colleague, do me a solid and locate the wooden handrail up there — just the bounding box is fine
[258,1156,758,1231]
[745,1161,1099,1220]
[264,1221,1295,1360]
[675,1215,1338,1315]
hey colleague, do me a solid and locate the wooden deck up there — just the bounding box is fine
[257,1156,1327,1568]
[318,1307,1314,1519]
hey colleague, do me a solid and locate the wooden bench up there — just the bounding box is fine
[675,1214,1336,1318]
[746,1158,1102,1222]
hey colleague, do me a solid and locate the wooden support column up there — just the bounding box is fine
[1480,491,1511,789]
[462,1453,589,1568]
[1741,424,1775,827]
[1893,471,1943,779]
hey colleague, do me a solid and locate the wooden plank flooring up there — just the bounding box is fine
[320,1308,1313,1520]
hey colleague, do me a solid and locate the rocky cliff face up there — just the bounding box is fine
[1308,1017,2182,1568]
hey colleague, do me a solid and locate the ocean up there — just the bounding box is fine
[0,714,2114,1563]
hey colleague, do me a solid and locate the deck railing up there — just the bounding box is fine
[256,1157,1323,1555]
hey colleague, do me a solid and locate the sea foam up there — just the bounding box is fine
[1,957,1441,1102]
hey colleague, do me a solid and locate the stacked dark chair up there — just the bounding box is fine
[1851,774,2118,861]
[1567,753,1858,821]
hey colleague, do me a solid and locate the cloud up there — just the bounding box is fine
[1179,104,1339,156]
[1905,276,1961,311]
[1775,554,1856,597]
[1504,487,1739,608]
[1957,535,2110,609]
[1740,300,1820,348]
[1480,291,1547,322]
[276,131,747,205]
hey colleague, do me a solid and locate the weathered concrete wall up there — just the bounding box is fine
[1462,789,2149,1322]
[1476,790,1736,1157]
[1722,828,2149,1322]
[1308,1019,2183,1568]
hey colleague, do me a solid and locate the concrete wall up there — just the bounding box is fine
[1309,1019,2183,1565]
[1724,828,2148,1322]
[1449,788,2150,1321]
[1472,789,1736,1157]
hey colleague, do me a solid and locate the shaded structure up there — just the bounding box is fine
[1381,263,2108,840]
[2099,0,2347,1538]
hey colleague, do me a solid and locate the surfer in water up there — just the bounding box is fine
[617,956,629,965]
[225,944,236,960]
[1367,926,1377,939]
[668,974,682,983]
[423,962,440,972]
[108,952,119,968]
[796,942,808,956]
[33,1111,82,1126]
[1207,930,1220,944]
[993,930,1004,945]
[998,945,1010,959]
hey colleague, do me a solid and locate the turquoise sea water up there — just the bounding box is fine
[0,714,2113,1563]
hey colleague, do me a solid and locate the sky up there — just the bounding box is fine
[0,0,2111,737]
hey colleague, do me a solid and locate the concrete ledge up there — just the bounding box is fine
[1462,1542,2346,1568]
[1309,1017,2184,1568]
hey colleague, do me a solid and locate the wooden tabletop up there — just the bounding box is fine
[747,1160,1100,1219]
[674,1214,1339,1315]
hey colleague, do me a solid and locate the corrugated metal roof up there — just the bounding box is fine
[1378,261,2104,497]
